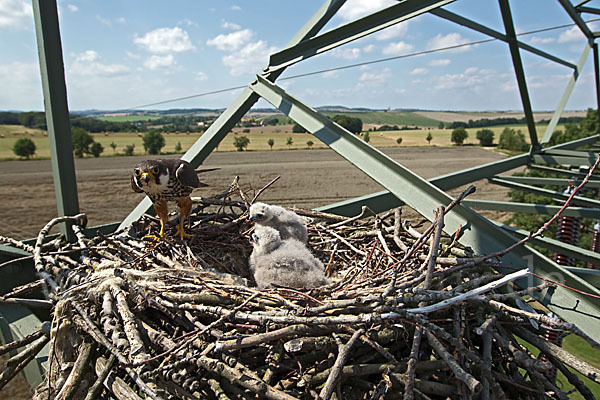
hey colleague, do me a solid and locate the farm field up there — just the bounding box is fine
[0,123,567,160]
[0,146,511,240]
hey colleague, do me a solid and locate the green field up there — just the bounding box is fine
[322,110,442,127]
[95,114,163,122]
[0,123,565,160]
[518,334,600,399]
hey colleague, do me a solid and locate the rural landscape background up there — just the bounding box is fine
[1,107,600,399]
[0,107,587,240]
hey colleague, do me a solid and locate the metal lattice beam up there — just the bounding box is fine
[249,74,600,340]
[32,0,79,240]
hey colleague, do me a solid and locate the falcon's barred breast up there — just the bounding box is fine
[131,159,207,239]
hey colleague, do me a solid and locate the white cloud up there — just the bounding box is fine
[195,71,208,81]
[0,61,42,109]
[96,15,111,26]
[222,40,277,76]
[0,0,32,30]
[529,36,554,45]
[67,4,78,12]
[331,47,361,60]
[230,5,241,11]
[337,0,396,21]
[428,32,472,52]
[375,23,409,41]
[432,67,497,91]
[558,26,584,43]
[410,68,428,75]
[428,58,450,67]
[134,27,195,53]
[222,20,241,30]
[207,29,252,52]
[363,44,376,53]
[143,54,175,70]
[382,41,414,55]
[322,70,339,79]
[359,67,392,85]
[69,50,130,77]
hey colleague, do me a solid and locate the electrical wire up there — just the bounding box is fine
[126,17,600,110]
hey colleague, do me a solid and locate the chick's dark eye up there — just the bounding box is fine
[134,168,141,176]
[151,166,159,174]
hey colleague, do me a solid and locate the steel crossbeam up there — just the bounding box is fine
[463,199,600,219]
[267,0,455,73]
[248,74,600,340]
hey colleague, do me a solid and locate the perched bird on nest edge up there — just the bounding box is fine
[131,159,215,240]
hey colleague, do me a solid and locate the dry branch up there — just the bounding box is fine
[0,172,598,400]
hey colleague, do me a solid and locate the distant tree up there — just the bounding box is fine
[267,138,275,150]
[124,144,135,156]
[71,127,94,158]
[332,114,363,134]
[363,131,370,143]
[426,132,433,145]
[12,138,36,159]
[548,108,599,146]
[476,128,494,146]
[110,141,117,153]
[89,141,104,157]
[451,127,468,145]
[233,135,250,151]
[498,127,529,152]
[292,123,307,133]
[286,136,293,149]
[174,141,183,153]
[396,137,403,145]
[438,122,445,129]
[306,140,314,149]
[143,130,165,155]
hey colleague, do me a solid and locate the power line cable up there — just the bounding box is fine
[126,17,600,110]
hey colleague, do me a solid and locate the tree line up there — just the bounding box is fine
[444,115,583,130]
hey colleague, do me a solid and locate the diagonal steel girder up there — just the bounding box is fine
[266,0,455,74]
[558,0,595,39]
[493,175,600,188]
[489,177,600,208]
[249,74,600,341]
[498,0,539,150]
[463,199,600,219]
[540,43,592,144]
[430,8,577,69]
[119,0,348,230]
[495,222,600,268]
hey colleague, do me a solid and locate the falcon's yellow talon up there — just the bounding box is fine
[143,234,162,242]
[175,224,193,240]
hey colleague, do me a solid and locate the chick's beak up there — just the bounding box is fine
[141,172,151,183]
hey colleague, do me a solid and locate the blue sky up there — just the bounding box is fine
[1,0,599,112]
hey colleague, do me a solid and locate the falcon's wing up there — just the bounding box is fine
[175,160,203,188]
[131,174,144,193]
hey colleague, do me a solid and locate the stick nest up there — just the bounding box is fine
[1,180,599,400]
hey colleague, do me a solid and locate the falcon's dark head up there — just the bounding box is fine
[131,159,170,194]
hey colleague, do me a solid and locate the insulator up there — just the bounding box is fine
[539,316,566,384]
[588,221,600,269]
[553,215,581,266]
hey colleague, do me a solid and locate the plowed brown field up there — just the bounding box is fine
[0,146,514,241]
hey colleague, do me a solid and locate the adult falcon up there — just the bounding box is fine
[131,159,210,240]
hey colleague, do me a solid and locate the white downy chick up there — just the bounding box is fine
[249,226,329,289]
[249,202,308,243]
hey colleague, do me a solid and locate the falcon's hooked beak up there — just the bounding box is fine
[140,172,152,184]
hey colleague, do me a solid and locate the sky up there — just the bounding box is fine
[1,0,600,112]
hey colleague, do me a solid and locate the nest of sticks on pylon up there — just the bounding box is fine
[1,175,600,400]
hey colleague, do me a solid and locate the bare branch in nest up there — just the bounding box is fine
[1,172,598,399]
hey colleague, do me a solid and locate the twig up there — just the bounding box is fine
[319,328,365,400]
[425,331,481,394]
